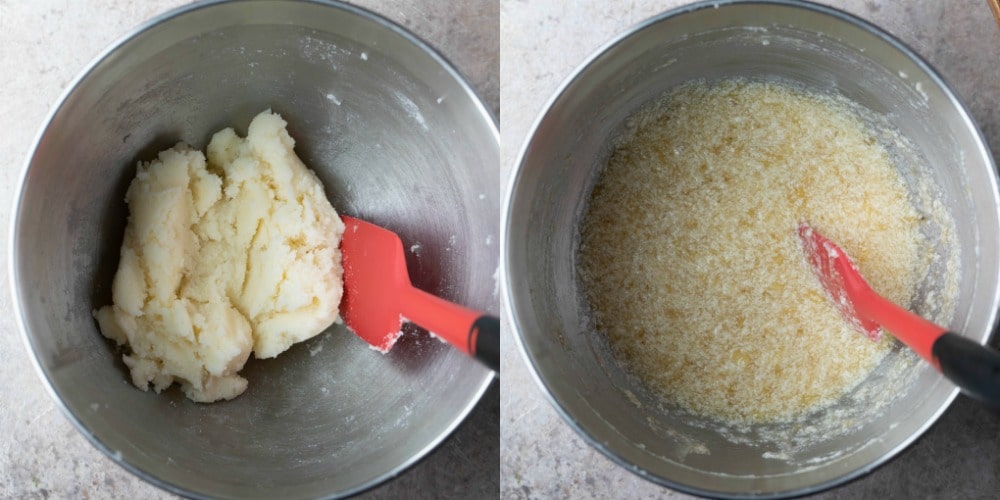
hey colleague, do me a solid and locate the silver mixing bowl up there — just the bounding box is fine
[10,1,498,498]
[503,0,999,497]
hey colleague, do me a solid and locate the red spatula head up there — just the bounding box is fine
[338,216,501,371]
[798,225,1000,408]
[797,223,882,341]
[339,216,409,352]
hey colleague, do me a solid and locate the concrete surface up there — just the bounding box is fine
[0,0,497,498]
[500,0,1000,499]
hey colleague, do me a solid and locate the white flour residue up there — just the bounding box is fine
[299,35,350,65]
[368,330,403,354]
[392,404,415,430]
[360,51,368,61]
[654,58,678,73]
[410,243,422,255]
[326,93,342,106]
[625,390,643,408]
[485,235,494,246]
[394,91,428,130]
[309,343,324,357]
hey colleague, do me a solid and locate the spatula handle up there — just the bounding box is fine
[471,316,500,372]
[401,286,500,372]
[858,290,1000,407]
[933,333,1000,408]
[854,289,946,366]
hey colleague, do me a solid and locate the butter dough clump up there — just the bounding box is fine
[95,110,344,403]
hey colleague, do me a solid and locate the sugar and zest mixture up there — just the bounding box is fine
[579,80,924,423]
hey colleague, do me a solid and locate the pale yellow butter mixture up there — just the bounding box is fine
[95,110,344,403]
[579,80,924,423]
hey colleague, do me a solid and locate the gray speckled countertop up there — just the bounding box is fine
[500,0,1000,498]
[0,1,497,498]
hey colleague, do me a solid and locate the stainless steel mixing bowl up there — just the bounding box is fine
[10,1,498,498]
[503,0,1000,497]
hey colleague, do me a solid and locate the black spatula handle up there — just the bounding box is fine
[471,315,500,373]
[932,332,1000,408]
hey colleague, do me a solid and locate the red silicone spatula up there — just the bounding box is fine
[339,216,499,372]
[798,222,1000,407]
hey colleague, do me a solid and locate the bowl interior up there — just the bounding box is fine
[12,1,498,498]
[506,2,999,497]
